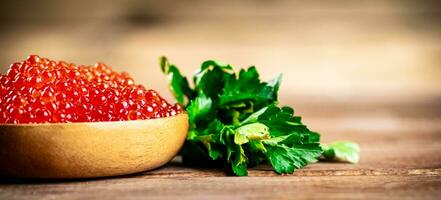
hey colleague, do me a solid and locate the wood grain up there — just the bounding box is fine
[0,172,440,200]
[0,114,188,179]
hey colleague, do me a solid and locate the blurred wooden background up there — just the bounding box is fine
[0,1,440,199]
[0,0,440,104]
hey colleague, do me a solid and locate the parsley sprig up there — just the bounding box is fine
[160,57,358,176]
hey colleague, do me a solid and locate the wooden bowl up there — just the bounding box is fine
[0,113,188,179]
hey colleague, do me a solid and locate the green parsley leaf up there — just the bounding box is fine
[265,143,322,174]
[187,94,214,129]
[160,56,194,105]
[321,141,360,163]
[160,56,359,176]
[219,67,280,110]
[234,123,270,145]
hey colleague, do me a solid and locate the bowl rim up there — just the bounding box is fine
[0,112,187,127]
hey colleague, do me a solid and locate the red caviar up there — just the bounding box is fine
[0,55,182,124]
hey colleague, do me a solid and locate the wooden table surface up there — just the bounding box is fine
[1,99,440,200]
